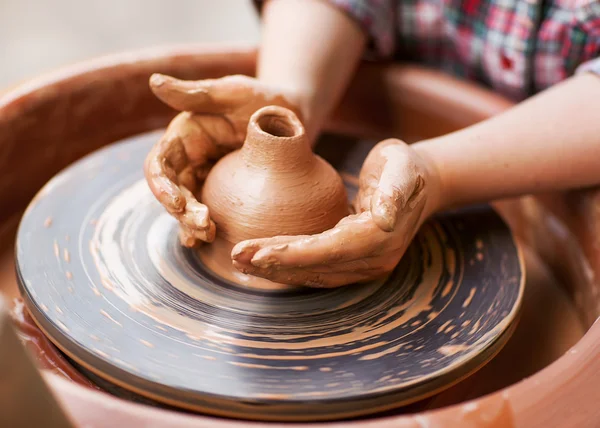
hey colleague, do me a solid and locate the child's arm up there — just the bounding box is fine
[414,72,600,210]
[257,0,367,143]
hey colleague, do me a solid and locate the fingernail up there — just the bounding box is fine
[372,193,397,232]
[251,256,278,268]
[150,73,167,87]
[231,244,252,260]
[271,244,288,252]
[197,214,210,228]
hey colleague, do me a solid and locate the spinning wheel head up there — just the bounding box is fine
[15,131,524,421]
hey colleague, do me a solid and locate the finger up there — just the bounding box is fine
[178,186,216,241]
[144,132,191,213]
[248,214,386,268]
[179,198,211,230]
[145,153,185,214]
[231,236,302,264]
[302,257,386,274]
[371,144,424,232]
[192,220,216,243]
[355,141,390,213]
[233,264,375,288]
[150,74,254,114]
[355,179,376,213]
[178,215,216,247]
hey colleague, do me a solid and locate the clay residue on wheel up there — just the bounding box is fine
[89,177,454,362]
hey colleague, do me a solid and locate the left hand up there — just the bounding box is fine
[231,139,441,288]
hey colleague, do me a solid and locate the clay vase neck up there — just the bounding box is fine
[199,106,349,285]
[240,106,316,175]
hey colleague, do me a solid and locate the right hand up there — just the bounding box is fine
[144,73,300,247]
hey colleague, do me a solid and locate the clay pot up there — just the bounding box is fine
[198,105,348,289]
[0,45,599,427]
[202,105,348,243]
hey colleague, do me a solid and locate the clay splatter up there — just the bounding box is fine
[437,320,453,334]
[438,344,468,356]
[463,287,476,307]
[100,309,122,327]
[56,321,70,332]
[230,362,309,371]
[92,348,110,359]
[359,343,404,361]
[442,280,454,297]
[101,278,114,291]
[199,355,216,361]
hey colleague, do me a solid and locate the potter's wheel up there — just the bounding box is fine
[15,133,524,421]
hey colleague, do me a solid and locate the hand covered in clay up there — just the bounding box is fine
[144,74,300,247]
[231,139,440,288]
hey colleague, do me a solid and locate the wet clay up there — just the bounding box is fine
[2,135,583,422]
[1,44,599,426]
[13,133,524,421]
[198,106,349,289]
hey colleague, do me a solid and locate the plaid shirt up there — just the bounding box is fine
[327,0,600,100]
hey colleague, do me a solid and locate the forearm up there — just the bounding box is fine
[257,0,366,143]
[415,73,600,210]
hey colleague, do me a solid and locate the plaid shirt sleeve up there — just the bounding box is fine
[574,2,600,77]
[253,0,396,58]
[324,0,396,58]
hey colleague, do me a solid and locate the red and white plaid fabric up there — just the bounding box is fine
[328,0,600,100]
[257,0,600,101]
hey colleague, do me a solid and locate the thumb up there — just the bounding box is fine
[370,144,425,232]
[149,74,252,113]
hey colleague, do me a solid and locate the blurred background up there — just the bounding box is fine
[0,0,260,87]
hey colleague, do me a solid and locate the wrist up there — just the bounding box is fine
[412,140,446,217]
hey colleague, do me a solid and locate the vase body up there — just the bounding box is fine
[201,106,349,244]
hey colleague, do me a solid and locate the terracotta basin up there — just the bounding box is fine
[0,44,599,427]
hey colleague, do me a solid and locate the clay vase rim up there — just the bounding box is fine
[241,105,315,173]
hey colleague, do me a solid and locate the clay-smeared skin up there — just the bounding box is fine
[144,75,441,288]
[144,74,299,248]
[233,139,439,288]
